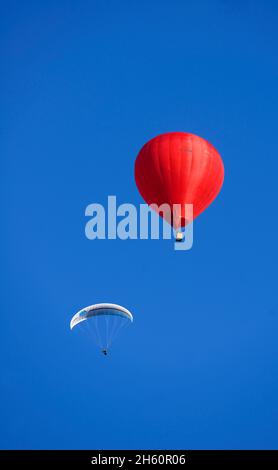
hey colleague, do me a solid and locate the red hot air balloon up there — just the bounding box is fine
[134,132,224,240]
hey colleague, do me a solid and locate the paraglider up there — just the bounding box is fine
[70,303,133,356]
[135,132,224,240]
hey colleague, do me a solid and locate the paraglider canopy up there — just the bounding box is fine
[70,303,133,355]
[70,303,133,329]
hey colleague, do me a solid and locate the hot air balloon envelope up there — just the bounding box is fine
[135,132,224,230]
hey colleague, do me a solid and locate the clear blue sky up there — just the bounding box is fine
[1,0,278,450]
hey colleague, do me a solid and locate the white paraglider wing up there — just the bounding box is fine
[70,303,133,353]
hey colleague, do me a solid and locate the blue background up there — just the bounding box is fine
[1,0,278,449]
